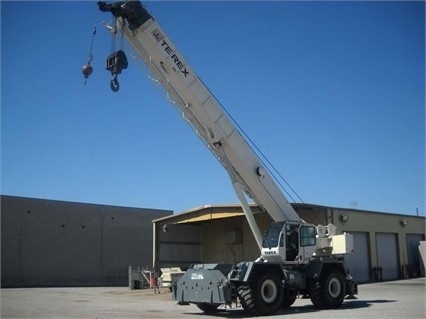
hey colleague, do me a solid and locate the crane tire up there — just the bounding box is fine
[238,271,283,316]
[196,303,219,313]
[309,271,346,309]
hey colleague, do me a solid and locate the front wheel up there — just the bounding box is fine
[309,271,346,309]
[238,272,283,316]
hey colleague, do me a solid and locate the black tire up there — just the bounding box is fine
[196,303,219,313]
[238,272,283,316]
[309,271,346,309]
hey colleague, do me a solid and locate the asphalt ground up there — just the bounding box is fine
[1,278,425,319]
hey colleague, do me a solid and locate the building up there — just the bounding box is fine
[2,195,424,287]
[152,203,425,283]
[1,195,171,287]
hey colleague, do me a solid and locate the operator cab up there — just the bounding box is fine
[260,221,317,264]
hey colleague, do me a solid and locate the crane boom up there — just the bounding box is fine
[98,2,301,246]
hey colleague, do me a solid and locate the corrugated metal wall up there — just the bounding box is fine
[157,223,202,270]
[201,214,272,263]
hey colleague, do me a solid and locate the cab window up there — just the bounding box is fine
[300,226,316,246]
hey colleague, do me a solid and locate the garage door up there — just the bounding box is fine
[344,232,370,283]
[376,233,399,281]
[406,234,424,277]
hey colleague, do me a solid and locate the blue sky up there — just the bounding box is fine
[2,1,425,216]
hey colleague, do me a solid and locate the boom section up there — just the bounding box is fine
[98,1,301,223]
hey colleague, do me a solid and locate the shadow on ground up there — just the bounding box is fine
[180,299,396,317]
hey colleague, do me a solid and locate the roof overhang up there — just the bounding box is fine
[152,203,259,225]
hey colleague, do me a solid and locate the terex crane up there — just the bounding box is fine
[97,1,358,316]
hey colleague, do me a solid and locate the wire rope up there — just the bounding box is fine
[202,81,305,203]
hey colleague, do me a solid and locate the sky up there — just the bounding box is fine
[1,1,425,216]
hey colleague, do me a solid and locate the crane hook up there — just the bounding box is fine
[110,73,120,92]
[105,50,127,92]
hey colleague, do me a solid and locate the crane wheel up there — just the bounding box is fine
[308,271,346,309]
[238,271,283,316]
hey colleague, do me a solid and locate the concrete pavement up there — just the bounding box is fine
[1,278,425,318]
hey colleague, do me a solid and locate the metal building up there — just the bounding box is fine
[152,203,425,283]
[2,196,424,287]
[1,195,171,287]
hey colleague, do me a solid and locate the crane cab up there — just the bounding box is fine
[260,221,317,264]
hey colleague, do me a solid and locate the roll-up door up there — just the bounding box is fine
[406,234,424,277]
[344,232,370,283]
[376,233,399,281]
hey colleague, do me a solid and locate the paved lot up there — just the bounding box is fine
[1,278,425,318]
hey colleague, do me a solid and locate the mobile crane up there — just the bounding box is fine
[97,1,358,316]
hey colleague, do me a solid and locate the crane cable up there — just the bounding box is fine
[88,25,96,62]
[82,25,97,84]
[230,110,304,203]
[107,18,128,92]
[204,81,305,203]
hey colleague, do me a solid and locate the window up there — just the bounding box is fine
[262,222,284,248]
[300,226,316,246]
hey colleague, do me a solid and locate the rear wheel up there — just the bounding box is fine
[309,271,346,309]
[238,272,283,316]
